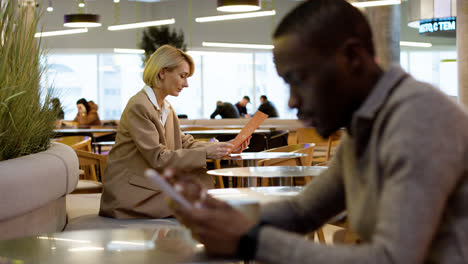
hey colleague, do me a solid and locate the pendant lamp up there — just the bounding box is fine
[217,0,261,12]
[64,14,101,28]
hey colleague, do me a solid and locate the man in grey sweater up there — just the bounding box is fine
[173,0,468,263]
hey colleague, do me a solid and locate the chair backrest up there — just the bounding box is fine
[52,136,92,152]
[295,128,343,165]
[71,137,93,152]
[74,149,108,181]
[296,128,328,146]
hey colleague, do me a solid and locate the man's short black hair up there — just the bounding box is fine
[274,0,375,57]
[243,96,250,102]
[260,95,267,101]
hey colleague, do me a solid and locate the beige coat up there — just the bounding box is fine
[99,90,213,219]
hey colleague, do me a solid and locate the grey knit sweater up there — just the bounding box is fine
[257,66,468,263]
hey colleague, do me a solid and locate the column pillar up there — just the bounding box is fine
[364,5,401,70]
[457,0,468,107]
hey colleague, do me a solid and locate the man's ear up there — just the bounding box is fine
[341,38,365,73]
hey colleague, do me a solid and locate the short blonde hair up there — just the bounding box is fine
[143,45,194,88]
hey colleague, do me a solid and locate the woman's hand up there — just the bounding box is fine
[206,142,234,159]
[229,136,251,154]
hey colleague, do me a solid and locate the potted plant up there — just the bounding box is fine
[0,1,79,240]
[139,25,187,64]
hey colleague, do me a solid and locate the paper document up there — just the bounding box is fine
[229,111,268,153]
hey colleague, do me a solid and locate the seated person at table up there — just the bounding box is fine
[257,95,279,118]
[51,97,65,120]
[73,98,101,127]
[235,96,250,118]
[210,101,240,119]
[171,1,468,263]
[99,45,248,219]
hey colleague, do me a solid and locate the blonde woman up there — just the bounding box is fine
[99,45,248,219]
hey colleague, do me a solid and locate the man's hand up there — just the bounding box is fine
[175,195,254,256]
[162,168,255,256]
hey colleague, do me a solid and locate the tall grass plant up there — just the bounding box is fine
[0,2,56,161]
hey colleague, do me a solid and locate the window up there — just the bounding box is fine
[401,49,457,97]
[43,54,98,120]
[44,49,459,121]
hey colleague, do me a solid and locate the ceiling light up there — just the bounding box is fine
[202,42,274,50]
[35,28,88,38]
[78,2,85,8]
[114,0,120,2]
[47,0,53,12]
[64,14,101,28]
[217,0,261,12]
[114,48,145,54]
[107,18,175,31]
[195,10,275,23]
[350,0,401,8]
[400,41,432,48]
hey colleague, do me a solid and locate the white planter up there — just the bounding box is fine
[0,142,79,240]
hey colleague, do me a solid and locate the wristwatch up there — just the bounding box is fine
[237,221,268,260]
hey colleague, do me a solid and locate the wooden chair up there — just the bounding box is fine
[52,136,107,193]
[257,143,315,186]
[71,150,107,194]
[295,128,343,165]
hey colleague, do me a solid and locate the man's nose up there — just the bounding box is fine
[288,96,298,109]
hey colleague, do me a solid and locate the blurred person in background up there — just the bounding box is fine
[73,98,101,127]
[210,101,240,119]
[257,95,279,118]
[235,95,250,118]
[51,97,64,120]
